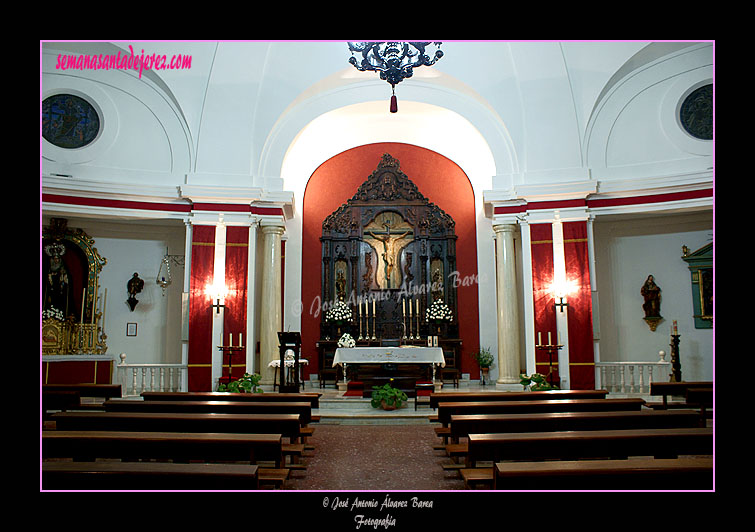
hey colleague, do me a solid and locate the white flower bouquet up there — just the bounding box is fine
[43,307,65,321]
[325,300,352,323]
[338,333,356,348]
[425,300,453,323]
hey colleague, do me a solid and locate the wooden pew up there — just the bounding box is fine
[466,427,712,466]
[50,411,303,441]
[42,390,81,420]
[42,430,285,468]
[50,411,307,469]
[686,387,713,420]
[104,399,312,425]
[649,381,713,408]
[429,389,609,409]
[449,409,704,441]
[141,391,321,409]
[436,398,645,427]
[43,384,123,400]
[459,427,712,488]
[492,457,713,490]
[42,461,260,491]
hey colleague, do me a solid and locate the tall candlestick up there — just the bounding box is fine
[102,288,107,332]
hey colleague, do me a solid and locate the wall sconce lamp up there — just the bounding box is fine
[206,283,229,314]
[549,279,578,313]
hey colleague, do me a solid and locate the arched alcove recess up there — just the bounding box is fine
[301,142,480,380]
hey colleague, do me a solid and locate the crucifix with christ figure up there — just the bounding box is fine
[364,212,413,290]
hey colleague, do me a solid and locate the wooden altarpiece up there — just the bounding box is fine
[319,153,459,345]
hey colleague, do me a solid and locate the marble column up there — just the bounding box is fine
[494,224,522,387]
[259,223,285,385]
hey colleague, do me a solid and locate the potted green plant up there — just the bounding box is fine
[473,347,494,384]
[218,372,263,393]
[519,372,558,391]
[370,379,408,410]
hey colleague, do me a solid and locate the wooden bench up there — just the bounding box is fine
[50,411,304,441]
[466,427,712,466]
[459,427,712,489]
[436,398,646,427]
[492,457,713,490]
[42,430,285,468]
[449,409,704,441]
[104,399,313,425]
[649,381,713,407]
[43,384,123,400]
[429,389,609,409]
[141,391,321,409]
[42,461,260,491]
[50,411,308,469]
[686,387,713,419]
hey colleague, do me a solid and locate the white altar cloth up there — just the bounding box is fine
[333,347,445,367]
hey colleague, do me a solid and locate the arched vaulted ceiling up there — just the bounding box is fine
[41,41,713,204]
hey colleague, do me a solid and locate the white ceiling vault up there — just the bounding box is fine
[41,40,714,211]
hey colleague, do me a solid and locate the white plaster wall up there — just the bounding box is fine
[593,212,713,381]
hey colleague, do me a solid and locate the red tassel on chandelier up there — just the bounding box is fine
[390,86,398,113]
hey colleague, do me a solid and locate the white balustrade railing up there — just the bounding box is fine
[595,353,671,395]
[116,353,187,396]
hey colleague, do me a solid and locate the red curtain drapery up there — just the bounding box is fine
[530,223,559,384]
[188,225,215,391]
[563,221,595,389]
[223,226,249,383]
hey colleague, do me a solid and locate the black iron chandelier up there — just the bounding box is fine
[347,42,443,113]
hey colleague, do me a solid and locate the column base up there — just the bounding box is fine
[495,382,524,392]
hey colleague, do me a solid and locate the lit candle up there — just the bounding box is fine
[403,298,406,317]
[415,298,419,315]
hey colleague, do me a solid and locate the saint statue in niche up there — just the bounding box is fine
[641,275,662,318]
[363,212,413,289]
[43,242,74,318]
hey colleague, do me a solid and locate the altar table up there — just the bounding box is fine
[333,346,445,367]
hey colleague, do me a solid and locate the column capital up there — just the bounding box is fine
[493,223,518,234]
[260,222,286,235]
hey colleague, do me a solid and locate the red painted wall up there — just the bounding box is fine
[301,143,481,378]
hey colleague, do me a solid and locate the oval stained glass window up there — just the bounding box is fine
[679,84,713,140]
[42,94,100,149]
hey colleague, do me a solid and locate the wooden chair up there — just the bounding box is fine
[441,350,460,388]
[319,351,338,389]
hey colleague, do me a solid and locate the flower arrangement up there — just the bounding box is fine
[425,300,453,323]
[338,333,356,348]
[325,301,352,323]
[218,372,263,393]
[473,347,495,368]
[43,307,65,321]
[519,373,559,391]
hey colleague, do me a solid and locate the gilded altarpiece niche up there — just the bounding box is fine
[42,218,108,354]
[320,153,458,341]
